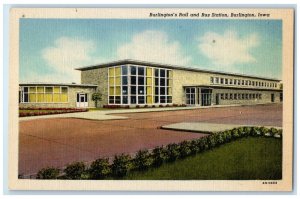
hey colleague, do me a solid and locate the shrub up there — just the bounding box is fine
[223,130,232,142]
[260,127,271,137]
[152,105,156,108]
[251,127,261,136]
[159,104,164,107]
[111,154,132,178]
[136,105,140,108]
[144,105,148,108]
[237,127,247,137]
[89,158,111,179]
[133,149,152,171]
[274,129,282,139]
[165,143,180,162]
[207,135,217,148]
[244,127,252,136]
[269,128,278,137]
[152,146,166,167]
[179,141,192,158]
[231,128,240,139]
[197,137,209,151]
[36,167,60,179]
[190,140,200,155]
[215,132,225,145]
[64,162,86,180]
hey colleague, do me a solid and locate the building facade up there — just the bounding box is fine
[19,60,282,108]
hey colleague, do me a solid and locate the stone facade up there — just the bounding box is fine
[81,67,108,107]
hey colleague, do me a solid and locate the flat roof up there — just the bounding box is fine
[19,82,98,87]
[182,84,282,91]
[75,59,281,82]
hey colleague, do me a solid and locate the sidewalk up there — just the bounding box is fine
[19,103,273,121]
[161,122,282,134]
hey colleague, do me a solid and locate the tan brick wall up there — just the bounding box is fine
[172,69,282,105]
[81,68,108,107]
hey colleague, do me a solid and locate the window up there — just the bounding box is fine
[210,77,214,84]
[230,93,233,100]
[109,66,172,105]
[221,93,224,100]
[20,86,68,103]
[215,77,219,84]
[220,78,224,84]
[234,79,237,85]
[225,93,228,100]
[241,80,244,85]
[234,93,237,100]
[225,78,228,84]
[229,79,233,85]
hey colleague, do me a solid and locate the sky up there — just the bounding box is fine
[20,19,282,83]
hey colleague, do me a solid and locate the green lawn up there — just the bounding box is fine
[125,137,282,180]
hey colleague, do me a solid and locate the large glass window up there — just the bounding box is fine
[108,65,172,105]
[20,86,68,103]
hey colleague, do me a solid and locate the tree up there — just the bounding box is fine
[92,92,102,108]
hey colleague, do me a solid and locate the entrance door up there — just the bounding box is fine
[215,93,220,105]
[76,93,88,107]
[271,93,275,102]
[201,88,212,106]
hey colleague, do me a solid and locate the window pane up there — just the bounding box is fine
[122,96,128,104]
[146,77,152,85]
[53,93,60,102]
[160,96,166,103]
[155,78,159,86]
[160,78,166,86]
[147,86,152,95]
[155,87,159,95]
[130,96,137,104]
[115,67,121,76]
[61,87,68,93]
[115,96,121,104]
[138,67,144,76]
[29,87,36,93]
[122,86,128,95]
[122,76,128,85]
[24,87,28,92]
[160,87,166,95]
[138,86,144,94]
[155,96,159,103]
[131,86,136,94]
[131,76,136,84]
[147,95,153,104]
[146,68,152,76]
[109,87,114,95]
[122,65,128,75]
[53,87,60,93]
[109,96,114,104]
[45,87,53,93]
[167,96,172,103]
[109,68,114,76]
[29,93,36,102]
[155,69,159,77]
[115,77,121,85]
[138,77,144,85]
[130,66,136,75]
[37,93,44,102]
[109,77,114,85]
[115,86,121,95]
[45,93,53,102]
[138,96,145,104]
[160,69,165,77]
[24,93,28,102]
[37,87,44,93]
[61,93,68,102]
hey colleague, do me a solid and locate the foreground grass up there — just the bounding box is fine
[125,137,282,180]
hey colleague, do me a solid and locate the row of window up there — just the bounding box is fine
[108,65,173,105]
[219,93,262,100]
[19,86,68,103]
[210,76,277,88]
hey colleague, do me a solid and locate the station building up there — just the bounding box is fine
[19,59,283,108]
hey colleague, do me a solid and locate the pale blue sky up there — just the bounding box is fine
[20,19,282,83]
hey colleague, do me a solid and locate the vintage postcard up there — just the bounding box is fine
[9,8,294,191]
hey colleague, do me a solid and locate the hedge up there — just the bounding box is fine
[35,126,282,179]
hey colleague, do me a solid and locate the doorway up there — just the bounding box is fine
[201,88,212,106]
[76,93,88,107]
[271,93,275,102]
[185,87,196,105]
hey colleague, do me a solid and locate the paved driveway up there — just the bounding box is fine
[19,104,282,176]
